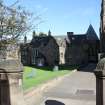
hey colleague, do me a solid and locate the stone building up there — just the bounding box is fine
[65,33,88,66]
[21,25,99,66]
[65,24,99,66]
[21,31,59,66]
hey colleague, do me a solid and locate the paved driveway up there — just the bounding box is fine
[40,70,96,105]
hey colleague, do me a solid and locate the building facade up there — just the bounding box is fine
[65,25,99,66]
[21,25,99,66]
[21,33,59,66]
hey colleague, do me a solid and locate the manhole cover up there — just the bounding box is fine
[76,89,94,95]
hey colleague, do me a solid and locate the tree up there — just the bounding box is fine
[0,0,34,46]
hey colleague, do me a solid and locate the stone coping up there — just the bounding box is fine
[0,59,23,72]
[94,58,105,77]
[94,70,105,77]
[0,69,23,73]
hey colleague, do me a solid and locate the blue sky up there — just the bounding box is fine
[4,0,101,38]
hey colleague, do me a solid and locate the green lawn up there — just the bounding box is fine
[23,66,73,90]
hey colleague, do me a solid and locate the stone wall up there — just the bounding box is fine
[39,37,59,66]
[65,44,88,66]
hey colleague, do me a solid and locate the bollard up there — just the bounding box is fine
[94,58,105,105]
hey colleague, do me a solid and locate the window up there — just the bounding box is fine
[31,48,39,64]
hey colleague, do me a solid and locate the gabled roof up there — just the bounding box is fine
[86,24,99,40]
[30,36,50,47]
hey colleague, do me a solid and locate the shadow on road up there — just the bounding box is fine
[45,100,65,105]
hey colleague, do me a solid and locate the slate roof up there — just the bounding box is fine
[30,36,50,47]
[86,24,99,40]
[67,35,87,44]
[66,24,99,44]
[29,24,98,47]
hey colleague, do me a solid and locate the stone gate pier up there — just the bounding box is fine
[0,60,26,105]
[94,58,105,105]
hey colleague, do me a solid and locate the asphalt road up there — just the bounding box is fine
[40,64,96,105]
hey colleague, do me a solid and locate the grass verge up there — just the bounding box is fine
[23,66,73,90]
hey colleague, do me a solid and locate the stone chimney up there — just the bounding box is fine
[67,32,74,36]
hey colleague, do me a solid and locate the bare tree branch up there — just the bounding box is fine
[0,0,41,46]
